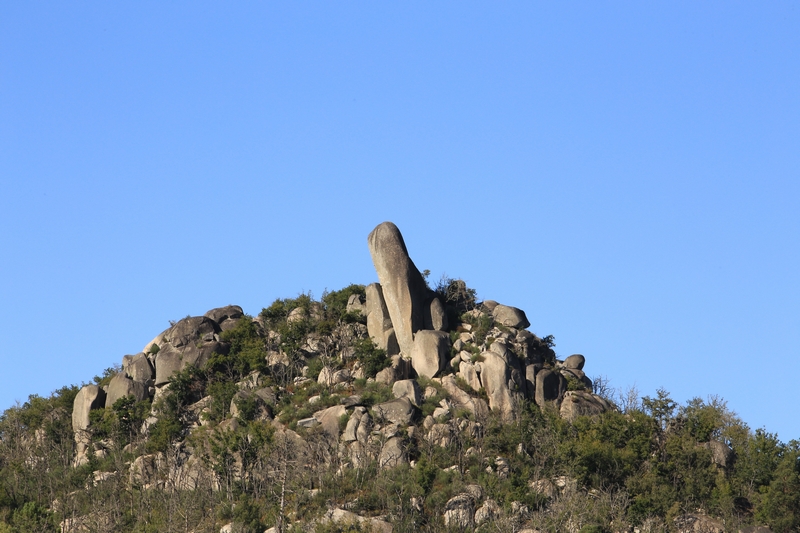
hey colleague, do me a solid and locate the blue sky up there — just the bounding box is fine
[1,2,798,441]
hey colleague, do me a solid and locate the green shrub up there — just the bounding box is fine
[353,338,389,378]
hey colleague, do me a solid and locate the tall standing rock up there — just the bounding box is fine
[368,222,429,355]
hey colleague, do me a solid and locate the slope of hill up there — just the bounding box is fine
[0,223,797,533]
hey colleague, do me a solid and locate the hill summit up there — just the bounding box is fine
[1,223,797,533]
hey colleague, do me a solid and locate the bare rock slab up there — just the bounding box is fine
[368,222,429,355]
[411,330,450,379]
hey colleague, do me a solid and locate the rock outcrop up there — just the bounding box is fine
[367,222,430,355]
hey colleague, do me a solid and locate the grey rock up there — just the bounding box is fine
[559,391,612,421]
[379,436,407,468]
[440,375,489,419]
[365,283,395,354]
[525,364,539,398]
[312,404,347,440]
[474,499,500,526]
[297,417,319,429]
[444,493,475,529]
[342,413,360,442]
[673,513,725,533]
[535,368,566,407]
[706,440,734,469]
[368,222,429,355]
[373,397,416,425]
[72,385,106,433]
[424,296,448,331]
[492,304,530,329]
[563,354,585,370]
[410,330,449,379]
[345,293,366,315]
[165,316,219,348]
[480,351,521,419]
[458,361,482,392]
[392,379,423,407]
[204,305,244,332]
[122,353,154,384]
[106,373,149,407]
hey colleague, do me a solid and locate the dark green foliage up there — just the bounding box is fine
[353,338,389,378]
[321,284,367,324]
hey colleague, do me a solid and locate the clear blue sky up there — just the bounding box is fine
[1,3,798,441]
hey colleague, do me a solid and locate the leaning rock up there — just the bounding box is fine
[559,391,611,422]
[368,222,429,355]
[373,397,416,425]
[365,283,399,355]
[105,373,149,407]
[410,330,449,379]
[491,304,530,329]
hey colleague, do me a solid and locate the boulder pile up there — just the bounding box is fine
[69,221,614,529]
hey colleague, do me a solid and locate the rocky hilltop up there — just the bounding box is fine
[1,223,796,533]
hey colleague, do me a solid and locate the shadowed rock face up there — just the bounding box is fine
[367,222,429,354]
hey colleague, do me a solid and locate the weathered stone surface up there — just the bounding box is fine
[535,368,566,407]
[424,296,448,331]
[345,293,366,315]
[440,375,490,419]
[313,405,347,440]
[368,222,429,355]
[142,328,169,355]
[204,305,244,331]
[458,361,482,392]
[72,385,106,466]
[229,389,272,421]
[474,499,500,526]
[392,379,422,407]
[491,304,530,329]
[525,364,539,398]
[321,509,393,533]
[410,330,449,379]
[106,373,149,407]
[373,397,416,425]
[122,353,154,384]
[706,440,734,469]
[318,366,351,386]
[379,436,407,468]
[529,478,558,499]
[444,493,476,529]
[479,351,522,419]
[72,385,106,433]
[559,391,612,421]
[375,354,412,385]
[153,316,229,386]
[673,513,725,533]
[563,354,585,370]
[365,283,396,354]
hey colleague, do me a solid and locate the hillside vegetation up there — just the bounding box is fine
[1,223,797,533]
